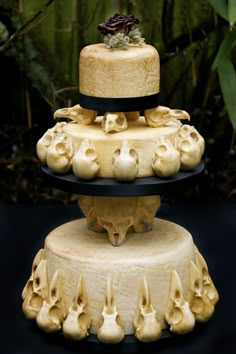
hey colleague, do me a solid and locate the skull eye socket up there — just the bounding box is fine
[181,140,191,152]
[190,132,198,141]
[85,148,96,160]
[56,142,66,154]
[116,116,125,125]
[44,134,53,145]
[156,144,168,156]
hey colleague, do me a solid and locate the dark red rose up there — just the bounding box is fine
[97,13,139,35]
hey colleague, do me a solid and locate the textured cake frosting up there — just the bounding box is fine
[44,218,195,334]
[79,44,160,99]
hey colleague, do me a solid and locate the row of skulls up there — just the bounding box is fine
[36,121,204,180]
[22,247,218,344]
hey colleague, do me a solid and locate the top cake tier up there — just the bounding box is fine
[79,43,160,112]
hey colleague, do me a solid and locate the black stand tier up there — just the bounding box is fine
[41,162,204,196]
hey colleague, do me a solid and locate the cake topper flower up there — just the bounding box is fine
[97,13,139,35]
[97,13,145,50]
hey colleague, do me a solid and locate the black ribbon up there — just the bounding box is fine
[79,92,159,112]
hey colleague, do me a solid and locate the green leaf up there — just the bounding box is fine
[208,0,228,20]
[212,27,236,69]
[228,0,236,25]
[217,57,236,128]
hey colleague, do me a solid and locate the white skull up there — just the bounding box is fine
[112,140,139,181]
[145,106,190,128]
[178,125,205,154]
[72,139,100,179]
[36,123,67,163]
[165,270,195,334]
[187,261,215,322]
[46,134,74,173]
[63,276,91,340]
[134,277,162,342]
[194,248,219,306]
[175,130,202,170]
[152,137,180,177]
[36,270,66,333]
[22,249,45,301]
[98,216,133,246]
[53,104,97,125]
[102,112,128,133]
[97,278,124,344]
[22,260,49,320]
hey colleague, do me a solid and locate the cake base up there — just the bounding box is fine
[22,217,218,343]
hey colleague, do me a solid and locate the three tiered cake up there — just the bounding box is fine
[22,14,218,344]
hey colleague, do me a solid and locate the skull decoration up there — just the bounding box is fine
[144,106,190,128]
[194,248,219,306]
[187,261,215,322]
[36,270,66,333]
[22,249,45,301]
[112,140,139,181]
[78,195,161,246]
[175,125,204,170]
[134,277,162,342]
[98,216,133,246]
[53,104,97,125]
[102,112,128,133]
[63,276,91,340]
[22,260,49,320]
[72,139,100,180]
[165,270,195,334]
[46,134,74,173]
[36,122,66,163]
[97,278,125,344]
[177,125,205,154]
[152,137,180,177]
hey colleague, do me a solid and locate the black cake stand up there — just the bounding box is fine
[41,162,204,197]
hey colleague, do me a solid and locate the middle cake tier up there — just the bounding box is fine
[61,116,179,178]
[44,217,195,334]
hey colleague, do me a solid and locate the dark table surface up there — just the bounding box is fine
[0,202,235,353]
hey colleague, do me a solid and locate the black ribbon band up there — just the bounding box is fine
[79,92,159,112]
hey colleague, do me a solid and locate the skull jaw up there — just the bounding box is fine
[98,217,133,246]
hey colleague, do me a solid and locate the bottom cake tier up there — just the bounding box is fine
[22,218,219,344]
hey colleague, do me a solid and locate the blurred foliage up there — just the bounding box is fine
[0,0,235,203]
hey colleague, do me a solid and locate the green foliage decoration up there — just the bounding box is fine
[209,0,236,129]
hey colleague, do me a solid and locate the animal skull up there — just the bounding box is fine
[22,249,45,301]
[165,270,195,334]
[194,247,219,306]
[134,277,162,342]
[187,261,215,322]
[36,270,66,333]
[46,134,74,173]
[22,260,49,320]
[175,134,202,170]
[63,276,91,340]
[102,112,128,133]
[53,104,97,125]
[112,140,139,181]
[152,137,180,177]
[98,216,133,246]
[97,278,124,344]
[144,106,190,128]
[72,139,100,179]
[36,123,67,163]
[178,125,205,155]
